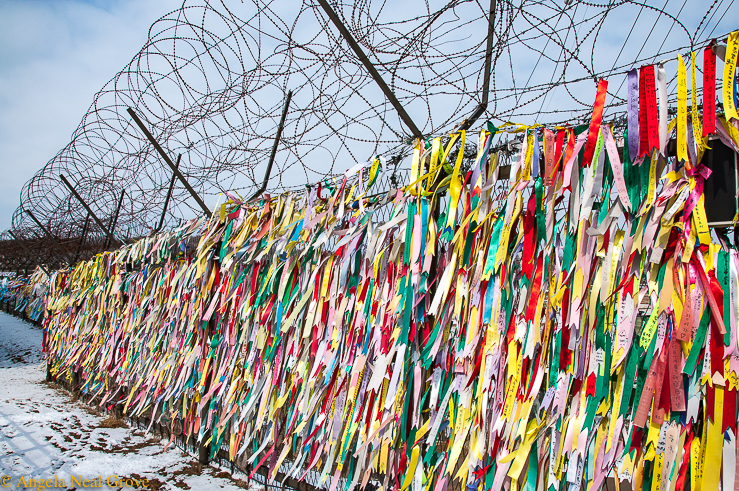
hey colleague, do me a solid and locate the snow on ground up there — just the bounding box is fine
[0,312,261,490]
[0,312,43,368]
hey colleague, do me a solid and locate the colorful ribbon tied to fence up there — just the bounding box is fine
[41,39,739,491]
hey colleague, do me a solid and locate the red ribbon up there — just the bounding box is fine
[560,288,571,371]
[522,194,537,278]
[641,65,659,154]
[581,79,608,167]
[524,254,543,323]
[585,372,597,398]
[639,67,648,156]
[562,129,576,191]
[248,446,275,480]
[554,129,565,177]
[723,387,737,434]
[703,41,717,136]
[707,383,716,421]
[674,432,692,491]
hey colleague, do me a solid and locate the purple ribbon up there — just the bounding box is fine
[686,116,697,171]
[627,69,639,162]
[532,129,540,179]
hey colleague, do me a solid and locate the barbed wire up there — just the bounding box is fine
[2,0,731,270]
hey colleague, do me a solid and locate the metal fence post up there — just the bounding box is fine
[59,175,121,246]
[126,108,211,217]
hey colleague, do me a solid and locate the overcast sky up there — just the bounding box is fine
[0,0,182,229]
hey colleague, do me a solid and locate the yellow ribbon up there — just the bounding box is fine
[691,51,707,159]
